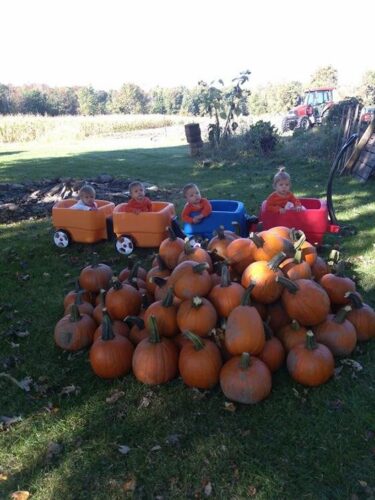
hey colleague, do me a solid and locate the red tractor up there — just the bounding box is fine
[281,87,336,132]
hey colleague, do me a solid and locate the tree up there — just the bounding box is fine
[0,84,11,114]
[46,87,79,116]
[17,88,48,114]
[77,86,105,115]
[110,83,148,114]
[148,87,166,114]
[309,65,338,88]
[359,70,375,105]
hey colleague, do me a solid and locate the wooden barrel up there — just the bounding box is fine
[188,141,203,157]
[185,123,202,144]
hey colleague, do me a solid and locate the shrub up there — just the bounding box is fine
[242,120,279,154]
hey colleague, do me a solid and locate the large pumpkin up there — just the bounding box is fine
[132,316,179,385]
[79,255,113,293]
[159,227,185,270]
[143,287,179,338]
[313,307,357,357]
[226,237,255,275]
[241,252,285,304]
[224,286,265,355]
[286,331,334,386]
[207,226,238,259]
[208,263,245,318]
[176,296,218,337]
[220,352,272,404]
[319,262,356,305]
[178,331,222,389]
[177,239,213,272]
[105,278,142,320]
[345,292,375,342]
[168,261,212,300]
[278,276,330,326]
[250,231,295,262]
[89,311,134,378]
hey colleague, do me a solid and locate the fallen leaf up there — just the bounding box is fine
[0,415,22,430]
[106,390,125,404]
[340,359,363,372]
[358,480,367,488]
[0,473,8,481]
[43,272,50,278]
[138,396,151,409]
[15,331,30,338]
[122,478,137,492]
[118,445,131,455]
[59,384,80,396]
[204,481,212,496]
[224,401,236,412]
[248,485,257,496]
[150,445,161,452]
[0,373,32,392]
[10,492,30,500]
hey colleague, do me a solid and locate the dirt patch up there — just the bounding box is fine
[0,176,181,224]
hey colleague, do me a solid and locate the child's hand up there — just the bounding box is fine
[279,208,286,214]
[192,215,203,224]
[295,205,302,212]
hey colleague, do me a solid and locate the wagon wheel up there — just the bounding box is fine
[53,230,71,248]
[116,235,135,255]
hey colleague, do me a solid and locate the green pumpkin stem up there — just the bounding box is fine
[215,226,226,240]
[74,290,85,306]
[305,330,318,350]
[69,303,81,322]
[124,315,145,329]
[91,252,99,268]
[183,331,205,350]
[151,276,168,288]
[249,232,265,248]
[128,262,140,282]
[293,231,306,250]
[263,322,274,340]
[335,260,346,277]
[240,352,251,369]
[294,249,303,264]
[167,226,179,241]
[162,288,175,307]
[241,285,255,306]
[268,252,287,271]
[183,238,196,255]
[192,296,203,308]
[291,319,301,331]
[155,254,168,271]
[148,315,161,344]
[111,278,123,291]
[344,292,363,309]
[193,262,210,274]
[220,263,231,287]
[101,310,115,341]
[276,275,299,294]
[334,305,352,323]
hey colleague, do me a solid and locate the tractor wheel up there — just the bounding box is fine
[300,117,310,131]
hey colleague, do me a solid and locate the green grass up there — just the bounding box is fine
[0,126,374,499]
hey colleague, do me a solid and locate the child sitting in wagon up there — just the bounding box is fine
[181,183,212,224]
[123,181,152,213]
[265,166,304,213]
[71,184,98,211]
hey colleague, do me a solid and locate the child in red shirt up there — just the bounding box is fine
[123,181,152,214]
[265,166,303,213]
[181,183,212,224]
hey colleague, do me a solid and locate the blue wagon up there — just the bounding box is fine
[182,200,256,240]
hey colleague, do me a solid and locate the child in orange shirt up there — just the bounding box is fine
[123,181,152,214]
[181,183,212,224]
[265,167,303,213]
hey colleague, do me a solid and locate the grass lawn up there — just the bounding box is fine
[0,126,374,499]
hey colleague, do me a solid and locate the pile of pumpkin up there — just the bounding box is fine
[54,226,375,405]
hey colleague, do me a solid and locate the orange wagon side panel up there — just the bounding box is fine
[113,202,176,247]
[52,199,115,243]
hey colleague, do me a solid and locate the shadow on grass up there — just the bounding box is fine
[0,150,25,157]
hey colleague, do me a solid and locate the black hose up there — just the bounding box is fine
[326,133,358,227]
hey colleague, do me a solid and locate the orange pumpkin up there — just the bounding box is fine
[177,239,213,272]
[143,287,179,338]
[208,263,245,318]
[168,261,212,300]
[79,256,113,293]
[226,237,255,275]
[258,323,285,372]
[105,278,142,320]
[241,253,285,304]
[345,292,375,342]
[319,261,356,305]
[313,306,357,357]
[159,227,185,270]
[277,320,307,352]
[54,304,96,351]
[250,231,295,262]
[207,226,238,259]
[177,296,218,337]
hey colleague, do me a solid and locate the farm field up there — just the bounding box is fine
[0,118,375,500]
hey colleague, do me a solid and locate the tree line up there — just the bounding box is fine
[1,66,374,117]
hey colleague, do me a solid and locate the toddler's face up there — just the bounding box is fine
[185,186,201,205]
[81,192,95,207]
[131,185,145,201]
[275,180,291,196]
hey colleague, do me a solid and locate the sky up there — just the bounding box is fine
[1,0,374,91]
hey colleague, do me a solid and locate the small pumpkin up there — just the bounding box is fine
[169,261,212,300]
[250,231,295,262]
[207,225,238,259]
[319,261,356,305]
[286,331,334,387]
[118,255,147,282]
[241,252,285,304]
[258,323,285,372]
[345,291,375,342]
[54,304,96,351]
[177,238,213,272]
[89,311,134,378]
[143,287,179,338]
[159,227,185,270]
[105,278,142,320]
[220,352,272,404]
[279,249,312,281]
[146,254,171,295]
[124,316,149,345]
[226,237,255,275]
[79,254,113,292]
[64,290,94,317]
[277,320,307,352]
[179,331,222,389]
[208,263,245,318]
[177,296,218,337]
[313,306,357,357]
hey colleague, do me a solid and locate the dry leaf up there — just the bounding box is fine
[341,359,363,371]
[106,390,125,404]
[204,481,212,496]
[59,384,80,396]
[248,485,257,496]
[123,478,137,492]
[15,331,30,338]
[138,396,151,409]
[150,445,161,452]
[0,373,32,392]
[0,415,22,429]
[118,445,131,455]
[11,492,30,500]
[224,401,236,412]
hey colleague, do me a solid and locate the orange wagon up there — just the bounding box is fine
[52,199,115,247]
[113,201,175,254]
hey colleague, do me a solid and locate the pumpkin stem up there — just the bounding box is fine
[239,352,251,369]
[249,232,265,248]
[69,303,81,322]
[167,226,179,241]
[294,249,303,264]
[276,275,299,294]
[162,288,175,307]
[101,309,115,341]
[124,316,145,329]
[219,263,232,287]
[293,231,306,250]
[327,249,340,266]
[155,254,168,271]
[335,260,346,277]
[98,289,106,307]
[291,319,301,331]
[263,322,274,340]
[150,276,168,288]
[268,252,287,271]
[128,261,140,282]
[241,284,255,306]
[192,262,210,274]
[344,292,363,309]
[192,296,204,308]
[333,305,352,323]
[111,278,123,291]
[74,290,85,306]
[148,315,161,344]
[305,330,318,350]
[183,238,196,255]
[183,331,205,350]
[91,252,100,268]
[215,226,226,240]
